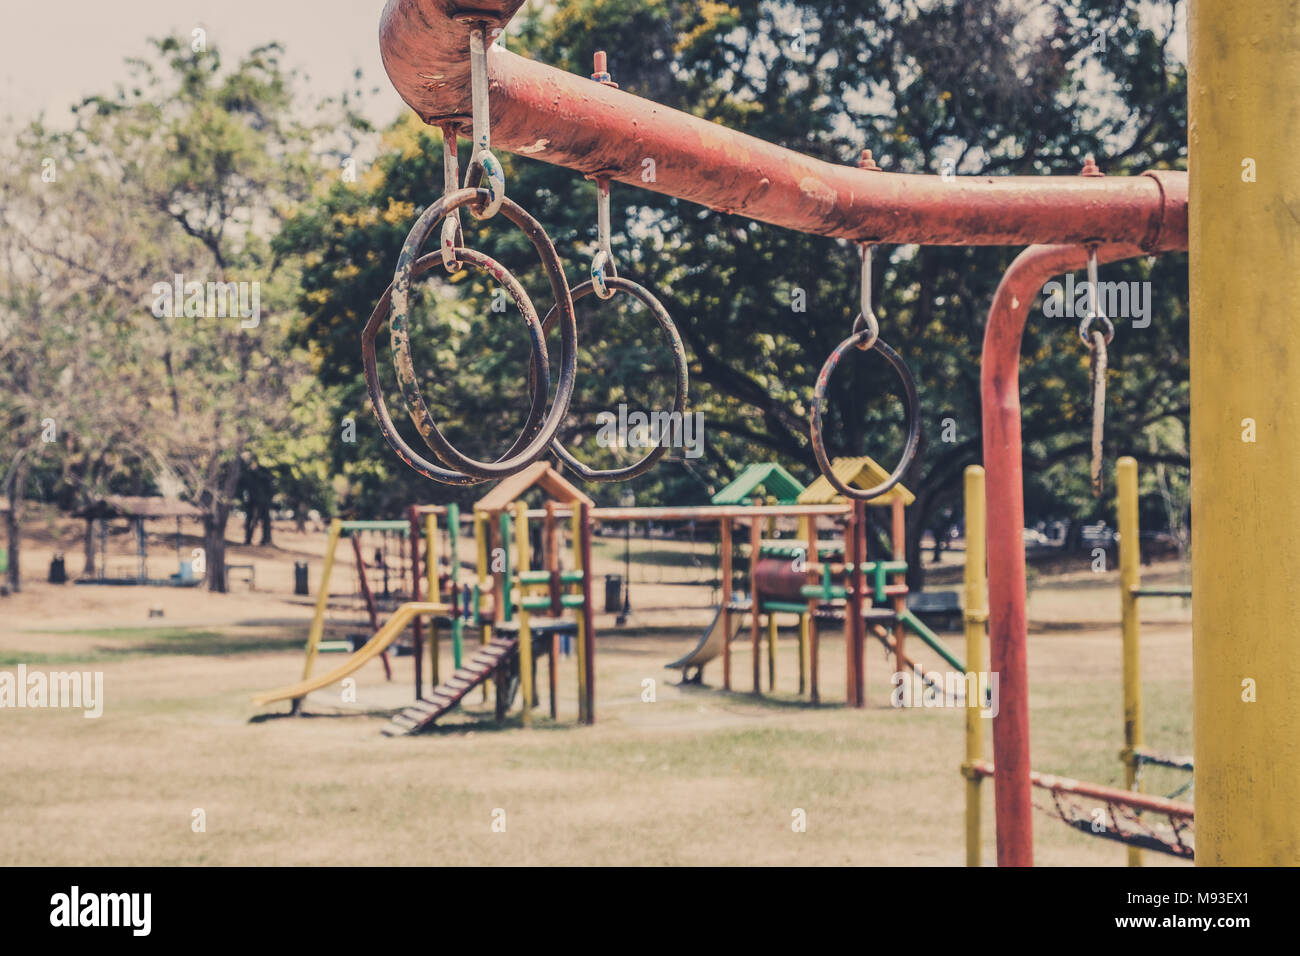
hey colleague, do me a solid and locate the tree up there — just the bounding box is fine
[286,1,1190,585]
[3,37,348,590]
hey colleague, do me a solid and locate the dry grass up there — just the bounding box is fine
[0,521,1192,866]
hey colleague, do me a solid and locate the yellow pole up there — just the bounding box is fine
[474,510,492,705]
[426,511,439,686]
[797,516,810,695]
[515,501,533,727]
[301,518,342,681]
[572,506,588,724]
[962,466,987,867]
[1190,0,1300,865]
[1117,456,1143,866]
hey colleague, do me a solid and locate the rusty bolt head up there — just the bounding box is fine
[858,149,882,171]
[591,50,619,88]
[1080,154,1105,177]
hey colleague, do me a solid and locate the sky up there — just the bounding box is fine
[0,0,409,128]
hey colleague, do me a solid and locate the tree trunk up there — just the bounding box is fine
[4,462,27,593]
[82,517,96,578]
[205,504,231,593]
[4,505,18,593]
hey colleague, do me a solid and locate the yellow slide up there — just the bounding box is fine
[254,601,448,706]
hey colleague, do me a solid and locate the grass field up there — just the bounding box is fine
[0,519,1193,866]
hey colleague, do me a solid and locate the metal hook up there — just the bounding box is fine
[440,127,464,272]
[851,243,880,350]
[590,176,618,299]
[1078,246,1115,345]
[465,26,505,220]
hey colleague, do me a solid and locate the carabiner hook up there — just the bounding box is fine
[590,176,618,299]
[852,243,880,350]
[465,26,505,221]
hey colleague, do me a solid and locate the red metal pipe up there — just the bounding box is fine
[980,238,1185,866]
[968,761,1194,819]
[378,1,1186,245]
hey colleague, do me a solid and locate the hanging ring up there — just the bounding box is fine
[541,276,689,482]
[809,331,921,501]
[590,176,618,299]
[364,248,551,486]
[1078,247,1115,345]
[852,243,880,351]
[464,26,505,220]
[387,186,578,480]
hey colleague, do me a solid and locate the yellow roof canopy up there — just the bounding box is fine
[797,455,915,507]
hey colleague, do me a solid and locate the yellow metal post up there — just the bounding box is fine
[515,501,533,727]
[474,510,492,705]
[572,507,588,724]
[962,466,987,866]
[301,518,342,682]
[1117,456,1143,866]
[797,516,810,695]
[1190,0,1300,864]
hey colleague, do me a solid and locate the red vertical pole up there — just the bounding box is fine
[579,502,596,724]
[750,514,762,695]
[720,517,733,691]
[350,533,392,680]
[850,501,867,707]
[408,507,423,700]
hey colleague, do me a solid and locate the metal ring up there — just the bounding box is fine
[364,248,551,486]
[1078,313,1115,346]
[808,331,921,501]
[541,276,689,482]
[388,186,577,480]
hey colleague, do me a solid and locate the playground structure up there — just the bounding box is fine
[255,462,597,732]
[355,1,1295,865]
[962,464,1195,865]
[664,456,964,705]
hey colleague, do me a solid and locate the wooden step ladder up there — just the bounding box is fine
[382,634,519,736]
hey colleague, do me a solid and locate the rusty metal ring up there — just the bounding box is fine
[809,331,921,501]
[388,186,577,480]
[365,248,551,486]
[540,276,688,482]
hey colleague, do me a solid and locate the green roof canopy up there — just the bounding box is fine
[710,463,806,506]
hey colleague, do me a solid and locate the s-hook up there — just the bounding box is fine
[1079,245,1114,498]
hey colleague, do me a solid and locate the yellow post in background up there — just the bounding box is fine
[1117,456,1143,866]
[572,507,588,724]
[962,466,987,867]
[301,518,342,681]
[797,516,810,695]
[514,501,533,728]
[1190,1,1300,864]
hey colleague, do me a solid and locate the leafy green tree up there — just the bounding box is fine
[286,0,1190,583]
